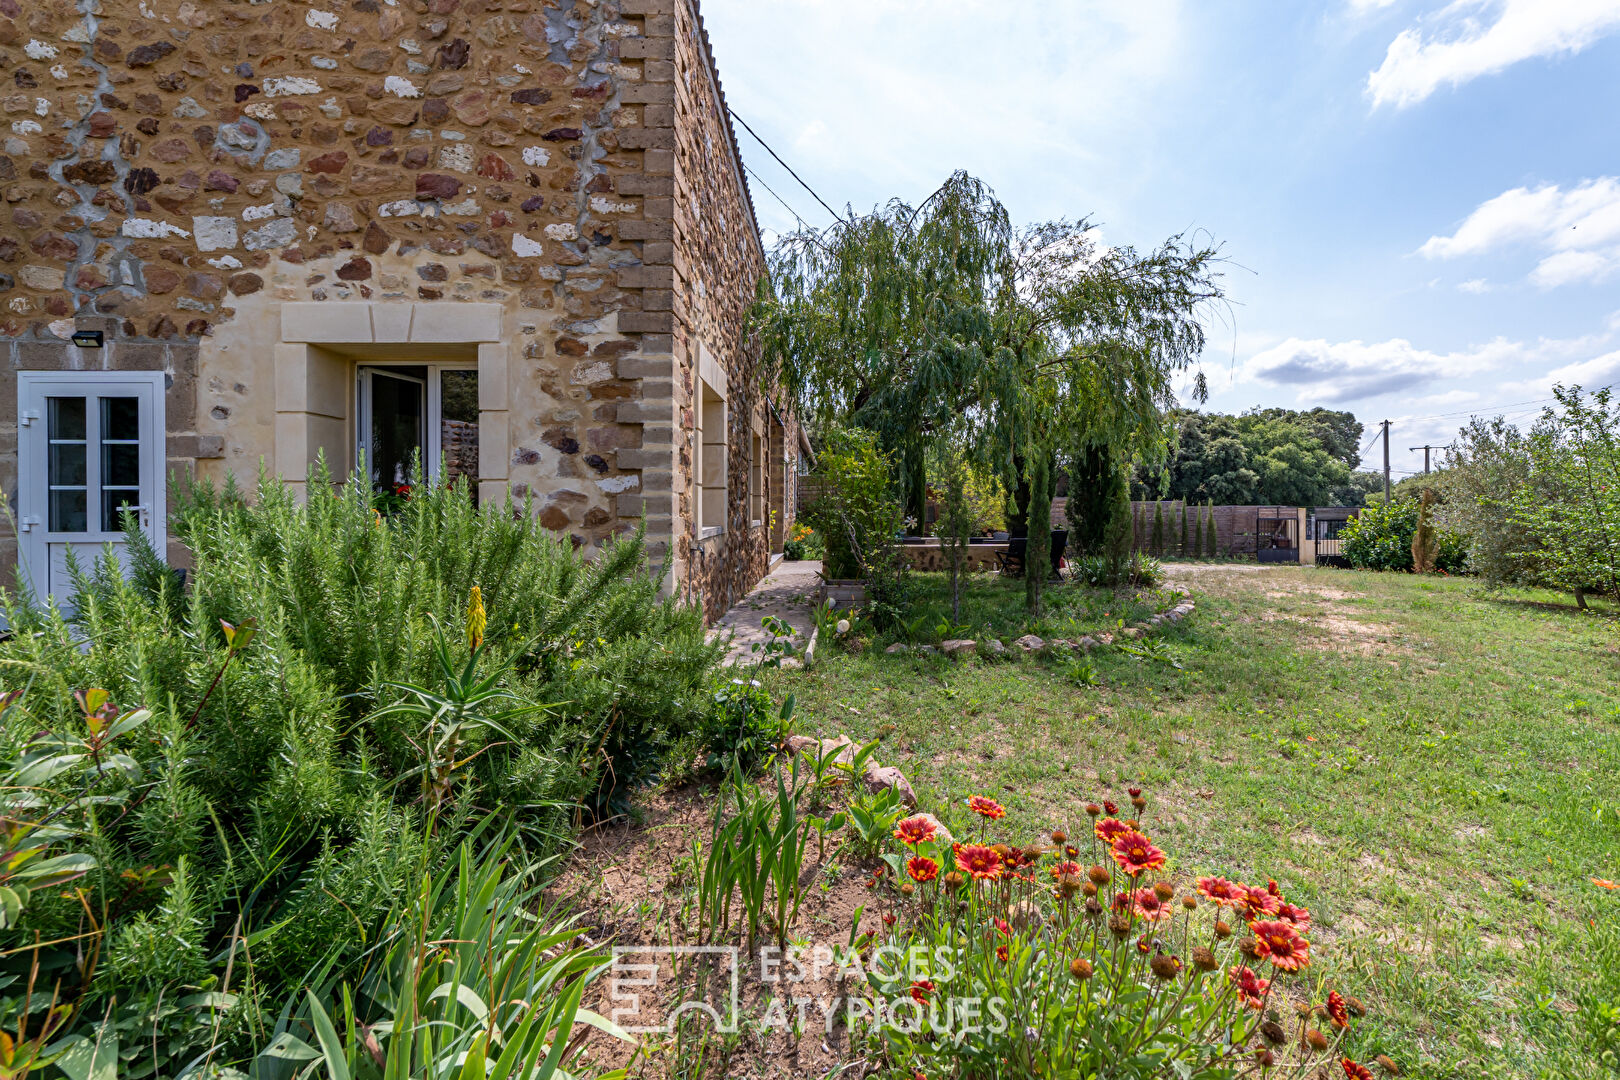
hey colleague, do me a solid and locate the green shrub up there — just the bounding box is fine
[700,679,793,775]
[0,463,718,1073]
[803,428,904,581]
[1341,497,1468,573]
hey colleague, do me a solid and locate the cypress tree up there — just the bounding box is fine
[1205,500,1218,557]
[1193,502,1204,559]
[1180,502,1190,556]
[1151,501,1165,555]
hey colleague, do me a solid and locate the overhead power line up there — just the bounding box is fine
[742,162,809,232]
[728,108,843,224]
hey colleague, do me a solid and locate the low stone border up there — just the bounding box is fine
[880,585,1196,659]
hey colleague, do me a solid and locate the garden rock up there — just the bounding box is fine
[941,638,977,657]
[917,645,940,656]
[1121,627,1144,640]
[863,763,917,808]
[786,733,856,767]
[885,642,910,654]
[1077,636,1097,650]
[1015,634,1045,652]
[985,639,1008,655]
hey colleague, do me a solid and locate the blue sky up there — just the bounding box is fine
[703,0,1620,476]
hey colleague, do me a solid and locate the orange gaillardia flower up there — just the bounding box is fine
[1240,885,1283,922]
[1051,860,1081,880]
[967,795,1005,820]
[1131,887,1174,923]
[1277,901,1312,932]
[1228,965,1270,1010]
[954,844,1004,881]
[894,815,938,846]
[1094,817,1132,845]
[1196,876,1244,906]
[1341,1060,1374,1080]
[909,979,935,1004]
[1326,990,1351,1029]
[1111,831,1167,876]
[906,856,940,883]
[1251,920,1311,971]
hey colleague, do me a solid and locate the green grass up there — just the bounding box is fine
[764,564,1620,1079]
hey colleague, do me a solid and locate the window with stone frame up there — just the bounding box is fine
[697,377,727,537]
[749,431,763,527]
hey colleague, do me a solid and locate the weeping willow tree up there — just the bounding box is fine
[754,172,1225,613]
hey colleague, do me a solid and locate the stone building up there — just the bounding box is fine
[0,0,806,620]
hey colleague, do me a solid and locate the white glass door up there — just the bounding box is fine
[16,372,166,603]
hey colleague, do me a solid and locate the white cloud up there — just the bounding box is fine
[1243,335,1522,403]
[1348,0,1398,12]
[1457,277,1492,292]
[1420,177,1620,287]
[1367,0,1620,109]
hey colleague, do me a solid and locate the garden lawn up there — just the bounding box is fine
[762,563,1620,1079]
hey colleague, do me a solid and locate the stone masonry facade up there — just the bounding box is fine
[0,0,801,619]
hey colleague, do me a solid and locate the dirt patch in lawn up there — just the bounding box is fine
[549,784,884,1079]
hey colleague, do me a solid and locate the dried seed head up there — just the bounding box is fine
[1088,865,1111,885]
[1191,946,1218,972]
[900,882,915,896]
[1375,1055,1400,1075]
[1086,803,1102,817]
[1108,914,1131,938]
[1182,895,1198,910]
[1131,795,1147,811]
[1150,954,1181,980]
[1254,1050,1275,1069]
[1051,829,1067,844]
[944,871,965,890]
[1294,1001,1313,1018]
[1346,997,1368,1018]
[1084,897,1103,917]
[1081,882,1099,898]
[1214,919,1233,939]
[1238,938,1260,959]
[1069,957,1094,980]
[1306,1029,1329,1052]
[1154,882,1175,902]
[1260,1020,1286,1045]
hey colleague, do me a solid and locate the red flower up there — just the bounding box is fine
[1240,885,1282,921]
[1128,787,1142,798]
[1277,901,1312,932]
[954,844,1004,881]
[909,979,935,1004]
[1326,990,1350,1029]
[882,912,897,926]
[996,944,1010,962]
[1103,800,1119,815]
[906,856,939,883]
[1266,879,1283,898]
[1132,887,1174,923]
[1111,831,1167,876]
[1196,876,1245,906]
[1228,965,1270,1010]
[993,917,1012,937]
[894,815,938,846]
[1094,817,1132,845]
[967,795,1006,820]
[1051,859,1082,880]
[1341,1060,1373,1080]
[1250,920,1311,972]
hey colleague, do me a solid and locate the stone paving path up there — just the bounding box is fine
[710,558,822,666]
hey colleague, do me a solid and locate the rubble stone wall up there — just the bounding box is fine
[0,0,796,615]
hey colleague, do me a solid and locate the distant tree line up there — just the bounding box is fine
[1127,407,1379,508]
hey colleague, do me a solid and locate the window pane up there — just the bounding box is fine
[50,442,87,487]
[51,489,87,532]
[439,370,480,495]
[370,374,424,489]
[48,397,86,440]
[102,490,140,532]
[103,442,140,487]
[101,397,139,441]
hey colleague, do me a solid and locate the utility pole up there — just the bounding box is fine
[1382,420,1391,503]
[1408,445,1442,474]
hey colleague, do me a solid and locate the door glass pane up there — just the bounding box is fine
[51,490,88,533]
[439,369,479,493]
[102,490,141,532]
[102,397,139,441]
[103,442,140,486]
[49,397,86,439]
[370,374,424,491]
[50,442,88,487]
[47,397,89,532]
